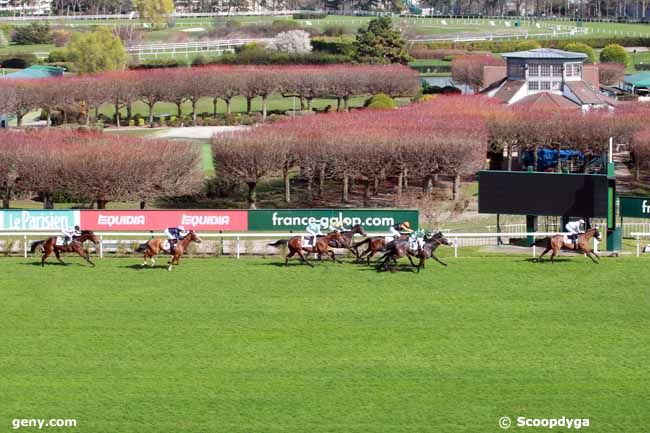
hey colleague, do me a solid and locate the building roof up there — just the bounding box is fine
[492,79,525,102]
[622,72,650,88]
[565,81,606,105]
[0,65,65,80]
[515,92,579,109]
[501,48,588,60]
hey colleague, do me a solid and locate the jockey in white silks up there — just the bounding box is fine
[565,219,585,246]
[306,221,323,247]
[61,225,81,245]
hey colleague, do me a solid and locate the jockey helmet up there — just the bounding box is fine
[74,225,80,231]
[578,219,585,225]
[400,222,411,229]
[178,225,185,232]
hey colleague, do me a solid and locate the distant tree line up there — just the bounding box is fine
[0,64,419,128]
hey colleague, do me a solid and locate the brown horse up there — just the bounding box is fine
[136,230,202,271]
[353,233,409,265]
[30,230,99,267]
[538,227,601,264]
[269,231,344,266]
[376,231,450,272]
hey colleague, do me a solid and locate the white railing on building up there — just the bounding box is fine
[0,231,596,260]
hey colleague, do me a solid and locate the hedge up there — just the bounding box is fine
[0,54,38,69]
[293,12,327,19]
[421,36,650,53]
[635,64,650,70]
[311,38,356,56]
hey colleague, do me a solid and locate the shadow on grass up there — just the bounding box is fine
[22,260,90,267]
[525,257,574,263]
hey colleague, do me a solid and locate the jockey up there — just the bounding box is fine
[61,225,81,245]
[329,220,348,233]
[306,221,323,247]
[164,225,189,252]
[388,221,413,240]
[408,229,426,252]
[565,219,585,247]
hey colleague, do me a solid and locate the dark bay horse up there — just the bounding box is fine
[353,233,409,265]
[136,230,202,271]
[538,227,601,264]
[376,231,450,272]
[327,224,368,255]
[269,231,344,267]
[30,230,99,267]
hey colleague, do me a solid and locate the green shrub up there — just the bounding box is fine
[12,22,52,45]
[128,119,135,127]
[293,12,327,19]
[424,37,650,53]
[271,19,299,30]
[635,64,650,71]
[131,58,188,69]
[564,42,596,63]
[600,44,631,66]
[366,93,396,110]
[514,40,541,51]
[322,25,348,37]
[48,48,68,62]
[311,37,355,56]
[137,118,145,127]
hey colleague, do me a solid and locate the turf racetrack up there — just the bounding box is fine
[2,255,649,432]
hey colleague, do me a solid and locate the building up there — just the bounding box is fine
[482,48,610,110]
[620,71,650,98]
[0,0,51,15]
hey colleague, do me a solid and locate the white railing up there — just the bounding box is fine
[0,10,304,21]
[630,232,650,257]
[127,38,275,58]
[0,230,594,259]
[409,26,587,43]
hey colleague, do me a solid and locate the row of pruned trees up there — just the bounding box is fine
[0,129,202,209]
[0,65,420,128]
[213,96,492,207]
[214,95,650,207]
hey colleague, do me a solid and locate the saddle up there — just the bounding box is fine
[55,237,66,246]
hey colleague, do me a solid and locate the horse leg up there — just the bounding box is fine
[538,247,551,262]
[586,250,599,264]
[298,250,313,267]
[79,248,95,267]
[366,249,378,266]
[284,250,295,266]
[328,248,341,263]
[407,255,417,267]
[54,249,66,265]
[550,248,557,263]
[431,253,447,267]
[41,251,50,267]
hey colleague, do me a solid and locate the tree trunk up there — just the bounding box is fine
[140,200,146,210]
[43,193,54,209]
[423,175,433,193]
[533,145,539,170]
[148,104,154,127]
[192,101,198,125]
[507,144,513,171]
[342,174,349,203]
[373,175,380,196]
[307,98,313,111]
[318,163,326,197]
[2,185,11,209]
[213,98,218,118]
[97,199,108,209]
[226,98,232,114]
[262,96,267,121]
[246,97,253,114]
[46,110,52,128]
[403,168,408,189]
[115,102,121,128]
[16,112,23,128]
[364,179,371,205]
[176,102,183,118]
[126,103,132,122]
[247,181,257,209]
[635,157,640,181]
[397,170,403,199]
[452,175,461,201]
[344,96,350,111]
[307,174,313,200]
[283,161,291,203]
[336,97,342,111]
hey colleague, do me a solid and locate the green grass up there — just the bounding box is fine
[0,43,54,56]
[2,254,649,432]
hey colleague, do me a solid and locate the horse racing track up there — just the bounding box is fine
[2,254,649,433]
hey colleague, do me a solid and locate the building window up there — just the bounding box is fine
[541,81,551,90]
[551,81,562,90]
[529,64,539,77]
[552,64,563,77]
[529,81,539,90]
[541,64,551,77]
[508,63,525,78]
[565,63,583,78]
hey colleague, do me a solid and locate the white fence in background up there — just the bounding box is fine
[409,26,588,43]
[127,38,275,58]
[0,11,303,21]
[0,231,596,260]
[630,232,650,257]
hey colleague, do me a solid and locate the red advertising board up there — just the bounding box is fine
[80,210,248,231]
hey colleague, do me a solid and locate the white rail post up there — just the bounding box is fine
[23,235,27,258]
[637,235,640,257]
[454,237,458,258]
[236,235,240,259]
[99,236,103,259]
[532,243,536,258]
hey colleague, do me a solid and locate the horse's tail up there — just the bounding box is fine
[268,239,288,248]
[30,240,44,253]
[135,241,149,253]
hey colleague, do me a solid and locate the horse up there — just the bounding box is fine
[268,231,344,267]
[136,230,202,271]
[376,231,451,273]
[327,224,368,256]
[30,230,99,267]
[537,227,601,264]
[353,233,409,265]
[409,231,452,273]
